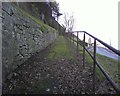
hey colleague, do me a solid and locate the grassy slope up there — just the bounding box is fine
[85,48,119,84]
[96,54,119,82]
[12,3,58,33]
[70,37,119,83]
[47,36,74,60]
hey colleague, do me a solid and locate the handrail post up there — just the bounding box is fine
[70,32,72,46]
[83,32,85,68]
[70,31,120,93]
[77,32,79,57]
[93,39,96,94]
[73,34,74,45]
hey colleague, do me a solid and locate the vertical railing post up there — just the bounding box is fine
[77,32,79,57]
[72,34,74,47]
[93,39,96,94]
[83,32,85,68]
[70,32,72,45]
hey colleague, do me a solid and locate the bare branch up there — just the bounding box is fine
[63,12,75,32]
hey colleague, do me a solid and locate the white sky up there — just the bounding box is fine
[56,0,119,50]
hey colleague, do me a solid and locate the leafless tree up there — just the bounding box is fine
[63,12,75,32]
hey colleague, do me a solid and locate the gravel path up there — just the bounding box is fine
[3,36,116,94]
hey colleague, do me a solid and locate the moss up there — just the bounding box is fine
[40,25,48,33]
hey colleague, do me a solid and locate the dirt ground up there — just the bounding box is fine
[2,36,116,94]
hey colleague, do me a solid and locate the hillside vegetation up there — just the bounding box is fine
[12,3,58,33]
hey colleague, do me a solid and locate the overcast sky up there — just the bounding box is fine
[56,0,119,50]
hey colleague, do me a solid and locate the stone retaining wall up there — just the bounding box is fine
[2,2,58,81]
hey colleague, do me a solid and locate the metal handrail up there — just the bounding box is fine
[65,31,120,94]
[70,31,120,55]
[84,31,120,56]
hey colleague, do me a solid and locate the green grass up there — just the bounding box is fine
[84,48,119,82]
[96,53,119,82]
[85,51,119,81]
[86,49,119,83]
[12,3,58,33]
[69,38,83,54]
[85,51,106,80]
[71,39,119,83]
[47,36,74,60]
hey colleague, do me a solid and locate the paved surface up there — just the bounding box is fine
[87,46,120,61]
